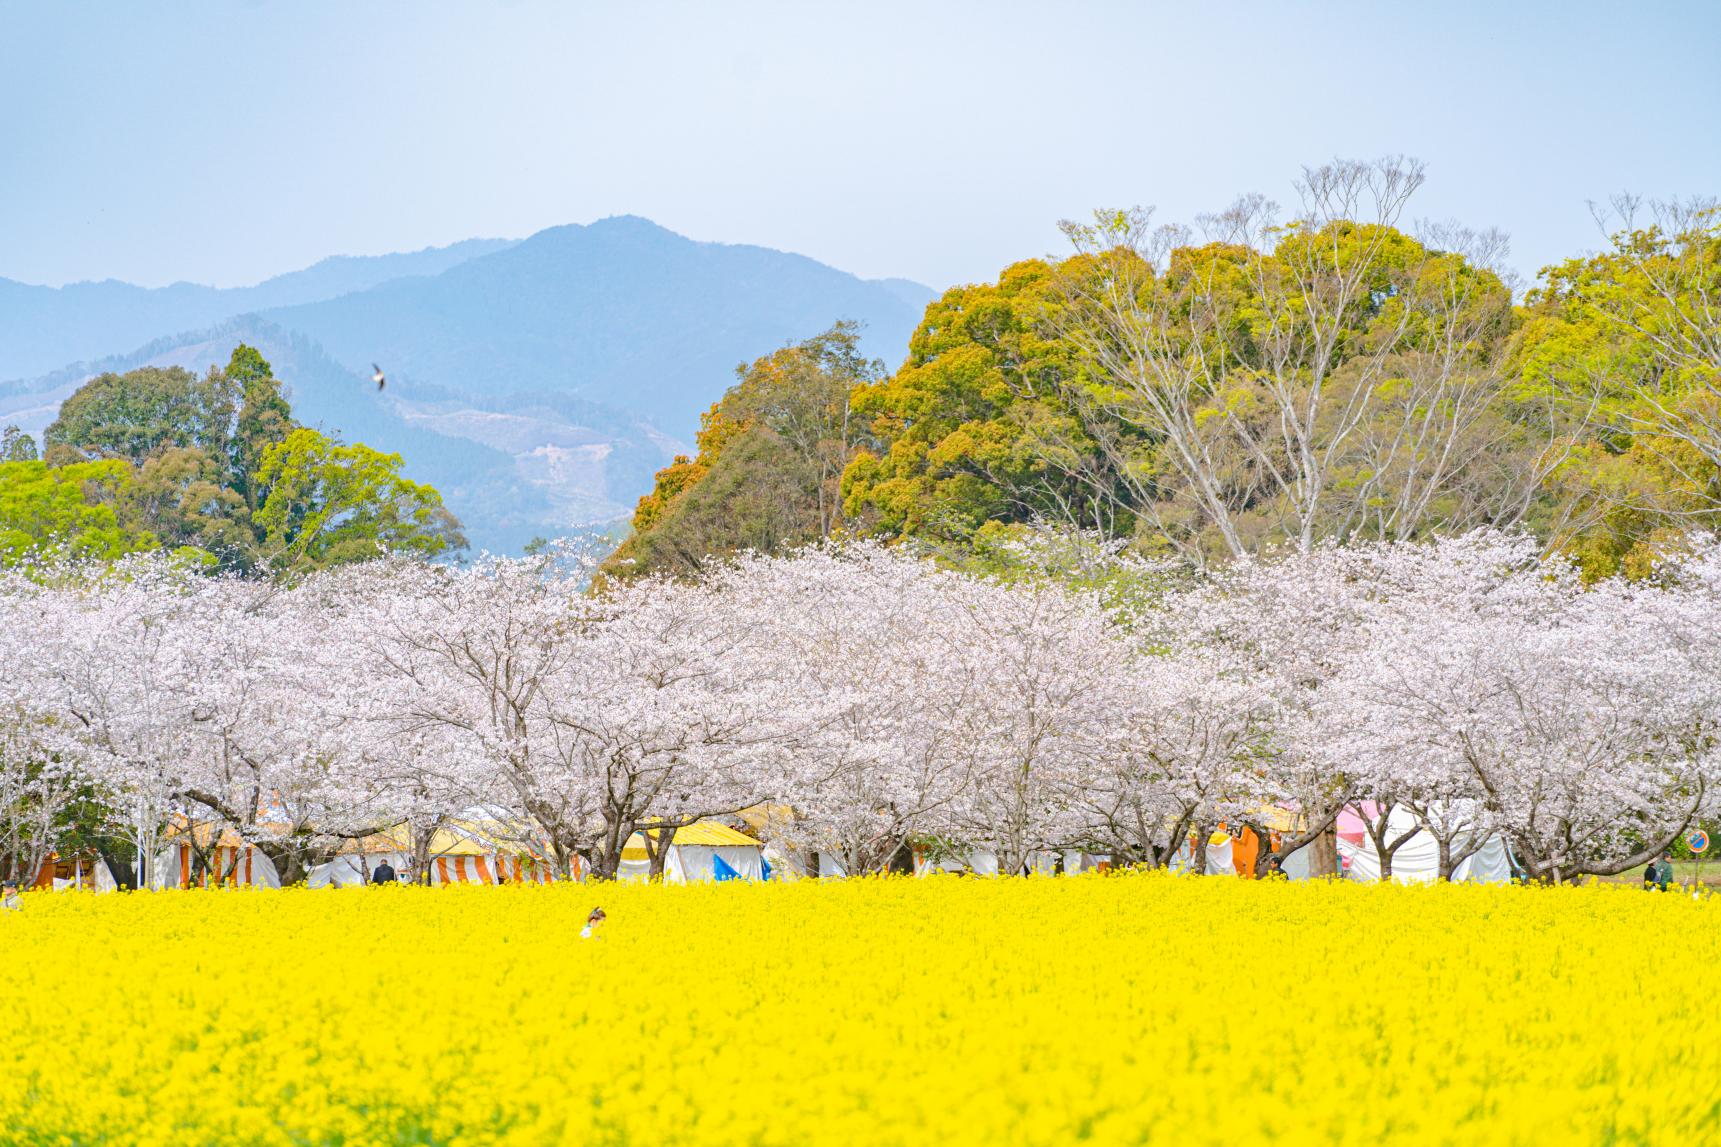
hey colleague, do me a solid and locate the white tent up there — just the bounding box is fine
[306,824,563,888]
[912,848,1001,876]
[618,821,767,884]
[307,851,409,888]
[1170,833,1238,876]
[1336,806,1514,884]
[755,845,848,880]
[32,853,119,892]
[1281,843,1316,881]
[154,839,281,889]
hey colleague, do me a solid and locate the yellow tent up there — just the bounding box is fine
[619,820,766,883]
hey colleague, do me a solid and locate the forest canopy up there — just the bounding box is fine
[633,161,1721,580]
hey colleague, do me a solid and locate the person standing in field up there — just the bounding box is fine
[370,859,397,885]
[1644,853,1674,891]
[1,879,21,912]
[580,907,606,939]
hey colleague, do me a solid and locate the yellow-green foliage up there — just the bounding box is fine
[606,323,878,580]
[842,259,1103,541]
[3,875,1717,1145]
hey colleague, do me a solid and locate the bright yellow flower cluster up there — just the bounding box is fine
[1,874,1714,1146]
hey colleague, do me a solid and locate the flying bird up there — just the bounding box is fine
[371,364,387,392]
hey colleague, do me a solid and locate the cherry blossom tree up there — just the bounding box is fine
[938,575,1126,876]
[1316,532,1719,882]
[315,550,603,878]
[1073,652,1271,870]
[563,571,790,880]
[164,576,376,883]
[324,544,788,882]
[1159,543,1394,875]
[8,523,1721,892]
[706,544,980,876]
[0,574,87,885]
[18,558,209,888]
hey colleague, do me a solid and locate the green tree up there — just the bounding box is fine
[43,365,232,467]
[1050,180,1536,560]
[129,447,254,562]
[847,164,1569,566]
[1515,198,1721,578]
[13,345,463,576]
[0,459,159,564]
[252,428,466,574]
[840,260,1118,543]
[604,323,882,579]
[221,344,293,511]
[0,426,38,463]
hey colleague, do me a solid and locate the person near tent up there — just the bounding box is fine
[580,907,606,939]
[370,859,398,886]
[1,879,21,912]
[1264,855,1287,880]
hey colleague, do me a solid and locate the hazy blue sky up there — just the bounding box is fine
[2,0,1717,291]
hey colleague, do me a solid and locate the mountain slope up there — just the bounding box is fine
[0,317,673,555]
[0,239,515,383]
[263,216,928,436]
[2,219,934,553]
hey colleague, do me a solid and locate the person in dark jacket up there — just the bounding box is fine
[1644,853,1674,891]
[370,859,398,885]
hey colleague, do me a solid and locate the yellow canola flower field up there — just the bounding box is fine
[2,874,1718,1147]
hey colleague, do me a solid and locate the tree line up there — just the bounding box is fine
[1,529,1715,888]
[0,345,463,575]
[615,160,1721,583]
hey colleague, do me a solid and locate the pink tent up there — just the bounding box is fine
[1335,802,1383,846]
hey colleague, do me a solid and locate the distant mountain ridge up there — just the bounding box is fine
[262,215,931,435]
[1,218,934,553]
[0,238,516,383]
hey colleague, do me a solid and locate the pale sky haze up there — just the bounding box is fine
[2,0,1717,292]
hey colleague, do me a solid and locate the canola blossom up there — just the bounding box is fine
[3,875,1717,1146]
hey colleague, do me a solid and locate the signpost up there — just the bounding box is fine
[1687,829,1709,898]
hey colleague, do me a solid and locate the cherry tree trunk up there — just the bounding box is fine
[1304,828,1339,878]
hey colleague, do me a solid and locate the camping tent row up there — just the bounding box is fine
[911,848,1111,877]
[1165,805,1515,883]
[307,825,564,888]
[145,820,771,888]
[309,850,563,887]
[155,835,283,889]
[756,847,1110,879]
[887,804,1515,883]
[308,820,771,886]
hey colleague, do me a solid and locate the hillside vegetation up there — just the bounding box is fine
[0,346,461,574]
